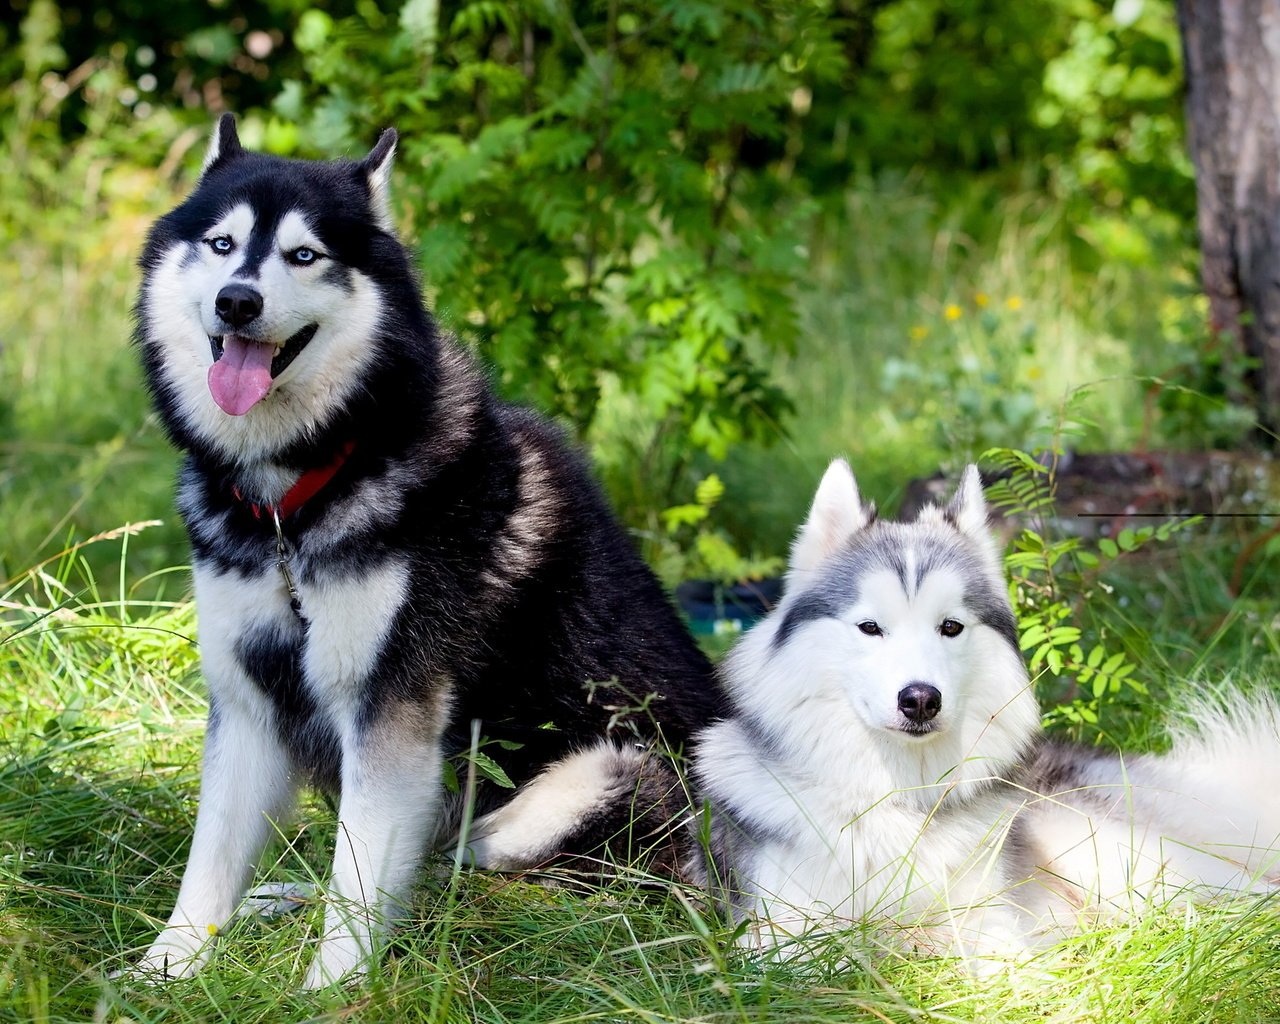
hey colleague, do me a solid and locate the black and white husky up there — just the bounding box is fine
[692,460,1280,966]
[133,115,718,986]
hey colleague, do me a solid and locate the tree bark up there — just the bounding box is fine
[1178,0,1280,439]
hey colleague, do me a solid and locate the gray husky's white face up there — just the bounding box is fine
[821,558,985,736]
[750,461,1029,744]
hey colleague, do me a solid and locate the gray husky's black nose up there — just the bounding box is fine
[898,683,942,723]
[215,283,264,329]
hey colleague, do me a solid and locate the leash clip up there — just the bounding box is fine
[271,507,304,619]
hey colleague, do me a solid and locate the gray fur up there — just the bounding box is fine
[776,519,1019,653]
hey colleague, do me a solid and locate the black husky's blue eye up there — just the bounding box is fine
[207,236,233,255]
[287,247,319,265]
[940,619,964,638]
[857,621,883,637]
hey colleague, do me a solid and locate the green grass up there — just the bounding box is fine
[4,527,1280,1022]
[0,191,187,590]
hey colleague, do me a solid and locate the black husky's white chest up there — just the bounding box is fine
[190,516,411,784]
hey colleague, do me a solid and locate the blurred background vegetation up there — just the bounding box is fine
[0,0,1266,598]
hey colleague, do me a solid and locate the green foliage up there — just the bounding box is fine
[267,0,839,501]
[985,445,1200,735]
[823,0,1069,172]
[1036,0,1192,218]
[651,473,782,588]
[0,0,1239,589]
[805,0,1191,204]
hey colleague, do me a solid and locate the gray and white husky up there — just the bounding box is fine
[692,459,1280,966]
[132,116,718,987]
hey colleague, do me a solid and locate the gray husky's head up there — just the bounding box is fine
[727,462,1038,783]
[137,115,409,463]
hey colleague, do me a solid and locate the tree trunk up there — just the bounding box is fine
[1178,0,1280,440]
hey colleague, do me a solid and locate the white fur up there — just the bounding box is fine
[695,464,1280,967]
[138,557,431,986]
[137,564,301,978]
[465,741,647,869]
[306,716,441,988]
[300,560,410,718]
[292,558,424,987]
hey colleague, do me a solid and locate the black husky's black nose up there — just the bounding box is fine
[898,683,942,723]
[215,283,264,329]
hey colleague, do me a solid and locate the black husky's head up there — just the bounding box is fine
[137,115,425,462]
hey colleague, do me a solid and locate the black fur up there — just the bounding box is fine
[136,130,720,861]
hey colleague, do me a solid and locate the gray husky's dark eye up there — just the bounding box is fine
[857,621,883,637]
[206,236,233,255]
[940,619,965,638]
[286,247,320,266]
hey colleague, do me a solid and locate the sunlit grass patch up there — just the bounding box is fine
[713,177,1205,554]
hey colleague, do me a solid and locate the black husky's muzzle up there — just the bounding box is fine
[209,322,320,378]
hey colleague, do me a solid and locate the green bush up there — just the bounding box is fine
[261,1,850,508]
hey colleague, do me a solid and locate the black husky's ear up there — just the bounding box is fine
[201,113,244,176]
[360,128,398,232]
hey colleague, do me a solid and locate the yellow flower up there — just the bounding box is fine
[975,292,990,308]
[944,304,963,321]
[1005,296,1023,311]
[910,325,928,341]
[1027,365,1043,381]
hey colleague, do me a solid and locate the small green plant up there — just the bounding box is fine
[651,473,782,589]
[984,446,1200,733]
[441,735,522,794]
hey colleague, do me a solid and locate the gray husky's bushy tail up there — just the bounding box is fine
[1140,693,1280,884]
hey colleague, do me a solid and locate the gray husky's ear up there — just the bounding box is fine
[788,459,875,581]
[360,128,398,232]
[201,113,244,175]
[945,464,989,538]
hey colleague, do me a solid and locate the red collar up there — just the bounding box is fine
[232,441,357,521]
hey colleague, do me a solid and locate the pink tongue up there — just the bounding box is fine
[208,336,275,416]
